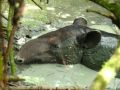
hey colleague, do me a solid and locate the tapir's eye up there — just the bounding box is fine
[50,43,60,49]
[52,44,59,48]
[76,34,85,46]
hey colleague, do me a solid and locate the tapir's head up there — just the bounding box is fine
[15,38,57,64]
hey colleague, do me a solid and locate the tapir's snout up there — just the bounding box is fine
[15,55,25,64]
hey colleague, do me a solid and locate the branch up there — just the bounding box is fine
[8,76,25,82]
[0,13,8,21]
[31,0,43,10]
[86,9,116,21]
[89,0,120,28]
[2,0,25,90]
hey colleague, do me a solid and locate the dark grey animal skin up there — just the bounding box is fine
[82,31,119,70]
[15,17,101,65]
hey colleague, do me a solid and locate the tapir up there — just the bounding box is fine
[15,18,101,65]
[15,17,119,71]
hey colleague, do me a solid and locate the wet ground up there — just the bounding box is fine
[16,64,120,89]
[13,0,120,89]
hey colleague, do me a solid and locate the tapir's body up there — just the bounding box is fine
[15,17,119,71]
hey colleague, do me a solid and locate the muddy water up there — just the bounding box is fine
[17,64,97,88]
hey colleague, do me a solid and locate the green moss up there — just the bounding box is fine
[0,52,3,80]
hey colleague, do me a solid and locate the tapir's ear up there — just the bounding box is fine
[76,31,101,49]
[73,17,87,26]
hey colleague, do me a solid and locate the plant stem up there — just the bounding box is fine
[7,4,16,76]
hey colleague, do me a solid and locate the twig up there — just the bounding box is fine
[89,0,120,28]
[46,0,49,4]
[86,9,116,20]
[31,0,43,10]
[8,76,25,82]
[0,13,8,21]
[2,0,25,90]
[5,25,17,61]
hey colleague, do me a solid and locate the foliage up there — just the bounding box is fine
[91,45,120,90]
[7,2,16,76]
[90,0,120,89]
[90,0,120,28]
[0,52,3,80]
